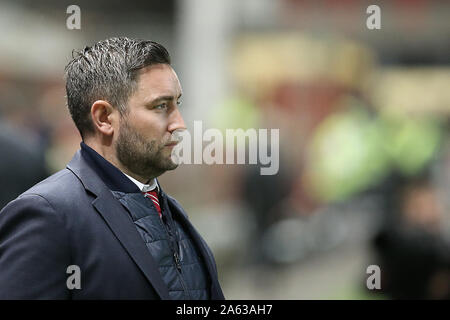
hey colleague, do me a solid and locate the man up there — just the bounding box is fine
[0,37,224,300]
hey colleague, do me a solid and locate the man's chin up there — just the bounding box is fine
[165,160,179,171]
[156,157,179,172]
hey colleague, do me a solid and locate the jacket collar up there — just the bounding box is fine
[79,142,140,193]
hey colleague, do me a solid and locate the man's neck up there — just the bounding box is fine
[83,139,150,184]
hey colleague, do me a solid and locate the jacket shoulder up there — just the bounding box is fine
[16,168,86,209]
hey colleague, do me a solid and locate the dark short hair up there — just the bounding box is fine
[65,37,171,139]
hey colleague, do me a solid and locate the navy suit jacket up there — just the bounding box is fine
[0,144,224,300]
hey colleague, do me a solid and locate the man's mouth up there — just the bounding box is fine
[165,141,179,147]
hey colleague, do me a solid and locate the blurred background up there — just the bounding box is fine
[0,0,449,299]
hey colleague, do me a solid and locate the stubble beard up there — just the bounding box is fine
[115,118,178,180]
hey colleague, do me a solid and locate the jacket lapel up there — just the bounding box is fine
[67,150,170,300]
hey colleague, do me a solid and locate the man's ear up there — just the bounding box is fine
[90,100,119,136]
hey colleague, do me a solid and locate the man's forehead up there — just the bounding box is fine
[135,64,182,98]
[137,64,178,81]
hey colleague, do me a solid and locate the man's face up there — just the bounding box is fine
[115,64,185,180]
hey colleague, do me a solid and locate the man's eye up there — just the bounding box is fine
[154,103,168,110]
[176,100,182,107]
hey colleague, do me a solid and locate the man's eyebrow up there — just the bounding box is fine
[146,93,182,105]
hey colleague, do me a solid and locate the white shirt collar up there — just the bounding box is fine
[123,173,159,193]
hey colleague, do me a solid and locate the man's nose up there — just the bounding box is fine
[168,108,186,133]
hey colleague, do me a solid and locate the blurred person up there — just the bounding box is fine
[0,120,49,209]
[372,171,450,299]
[0,37,224,300]
[242,156,294,266]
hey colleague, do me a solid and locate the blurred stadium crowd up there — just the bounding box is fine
[0,0,449,299]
